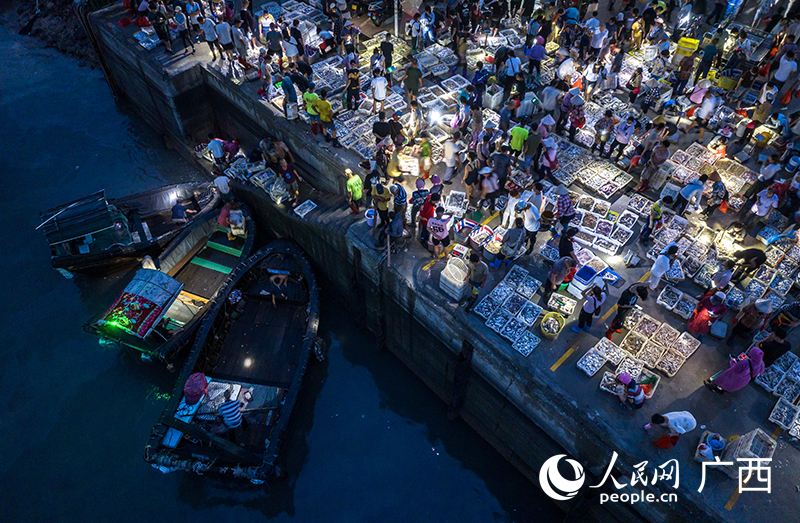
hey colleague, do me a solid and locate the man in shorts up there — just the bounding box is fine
[403,57,422,105]
[426,206,452,260]
[465,252,488,298]
[265,23,284,71]
[313,89,342,148]
[371,68,388,114]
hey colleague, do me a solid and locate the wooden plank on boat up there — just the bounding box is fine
[166,237,209,277]
[161,417,262,464]
[190,257,233,274]
[206,241,243,257]
[178,290,209,304]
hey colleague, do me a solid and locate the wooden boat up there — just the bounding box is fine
[84,206,255,363]
[39,182,220,273]
[144,240,319,482]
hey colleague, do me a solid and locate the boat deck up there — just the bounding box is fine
[172,230,245,300]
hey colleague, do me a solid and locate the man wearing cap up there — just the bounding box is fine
[345,168,363,214]
[606,115,636,161]
[303,83,320,135]
[616,373,646,410]
[727,298,773,346]
[539,136,558,181]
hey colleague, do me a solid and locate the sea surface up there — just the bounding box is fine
[0,26,559,522]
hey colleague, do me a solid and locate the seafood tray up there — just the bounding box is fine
[721,174,745,195]
[580,213,600,233]
[597,182,621,198]
[790,417,800,438]
[592,201,610,217]
[763,290,785,310]
[727,194,746,211]
[769,397,800,429]
[577,348,608,377]
[637,341,666,368]
[665,261,685,281]
[694,264,715,288]
[516,276,542,299]
[505,265,529,286]
[698,162,717,176]
[600,371,620,394]
[487,309,515,333]
[617,210,639,229]
[657,228,682,247]
[685,242,708,260]
[788,244,800,261]
[774,376,800,402]
[657,285,683,310]
[621,331,648,354]
[656,349,686,377]
[756,365,785,392]
[724,287,746,310]
[622,307,644,330]
[773,237,797,252]
[575,248,594,265]
[614,173,634,188]
[595,219,614,237]
[745,280,766,298]
[725,161,747,177]
[682,256,703,278]
[634,315,661,338]
[489,280,516,302]
[673,332,701,358]
[502,293,528,316]
[552,169,578,186]
[474,295,502,319]
[770,275,793,295]
[593,238,619,256]
[616,356,645,381]
[594,338,627,366]
[670,150,691,165]
[774,351,799,373]
[517,302,543,327]
[584,175,607,192]
[512,330,541,357]
[500,317,529,342]
[685,157,705,172]
[673,296,698,320]
[653,324,681,349]
[610,227,633,246]
[574,231,596,246]
[646,243,666,262]
[755,265,777,284]
[578,196,596,211]
[786,360,800,382]
[628,195,653,215]
[740,169,758,185]
[758,226,780,243]
[548,293,577,316]
[586,256,608,274]
[538,243,559,261]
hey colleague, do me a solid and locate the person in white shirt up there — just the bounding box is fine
[605,116,635,160]
[773,51,798,92]
[283,31,300,64]
[645,411,697,436]
[215,19,234,61]
[172,7,195,54]
[519,200,541,254]
[557,56,576,83]
[758,82,779,104]
[683,92,719,142]
[214,175,232,201]
[589,25,608,61]
[647,245,678,290]
[370,70,388,114]
[571,285,607,333]
[200,17,223,60]
[502,189,522,229]
[442,131,464,183]
[744,187,779,229]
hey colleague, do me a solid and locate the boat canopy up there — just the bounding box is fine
[39,191,129,246]
[98,269,184,339]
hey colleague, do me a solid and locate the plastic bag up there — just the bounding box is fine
[719,200,728,213]
[652,434,680,449]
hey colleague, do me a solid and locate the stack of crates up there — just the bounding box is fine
[439,258,470,300]
[718,428,777,478]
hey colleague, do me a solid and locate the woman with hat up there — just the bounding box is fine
[704,347,766,394]
[726,298,773,347]
[556,86,580,134]
[479,167,501,212]
[552,183,576,233]
[539,137,559,182]
[688,292,729,340]
[567,95,586,143]
[615,373,647,410]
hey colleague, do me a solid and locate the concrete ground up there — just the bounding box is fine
[96,2,800,521]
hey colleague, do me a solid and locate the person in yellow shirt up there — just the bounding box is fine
[370,180,391,231]
[312,89,342,148]
[303,82,320,136]
[631,18,643,51]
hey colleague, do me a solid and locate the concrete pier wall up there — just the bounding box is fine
[88,9,724,523]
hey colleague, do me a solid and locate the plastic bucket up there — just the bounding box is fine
[540,311,565,339]
[788,156,800,173]
[366,209,375,227]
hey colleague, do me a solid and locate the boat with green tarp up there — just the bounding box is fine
[39,183,219,273]
[83,205,255,364]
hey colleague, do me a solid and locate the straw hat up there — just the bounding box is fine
[555,184,569,195]
[572,95,585,106]
[542,137,557,149]
[755,298,773,313]
[568,87,581,97]
[541,114,556,126]
[485,121,497,129]
[479,167,493,175]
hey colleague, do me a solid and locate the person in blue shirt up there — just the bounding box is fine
[171,202,197,223]
[390,183,408,227]
[675,174,709,216]
[564,6,580,25]
[281,75,297,119]
[767,112,789,136]
[472,62,490,105]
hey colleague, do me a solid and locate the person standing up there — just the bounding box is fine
[215,17,235,62]
[772,50,798,94]
[427,207,453,260]
[502,189,522,229]
[647,245,678,290]
[390,182,408,227]
[552,184,576,233]
[591,110,616,156]
[370,180,391,231]
[403,58,422,105]
[605,116,635,161]
[702,175,729,218]
[567,95,586,143]
[521,201,541,254]
[726,298,773,346]
[370,69,388,115]
[200,16,221,59]
[688,292,728,340]
[172,7,195,54]
[442,132,464,185]
[185,0,202,42]
[345,168,363,215]
[542,257,577,304]
[605,283,649,340]
[704,348,765,394]
[232,19,249,68]
[571,285,607,333]
[465,252,489,300]
[743,186,779,231]
[345,59,361,111]
[381,33,394,84]
[218,388,249,443]
[265,23,284,71]
[674,175,708,215]
[409,179,429,232]
[694,39,718,82]
[314,90,341,148]
[636,140,670,192]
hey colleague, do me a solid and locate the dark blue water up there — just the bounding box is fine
[0,27,558,522]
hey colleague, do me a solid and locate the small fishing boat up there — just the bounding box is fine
[39,183,220,273]
[84,205,255,363]
[144,240,319,482]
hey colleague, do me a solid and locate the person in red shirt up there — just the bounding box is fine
[418,192,441,246]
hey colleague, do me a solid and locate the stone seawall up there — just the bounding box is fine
[88,7,726,522]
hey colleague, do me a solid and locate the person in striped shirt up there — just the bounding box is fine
[218,388,249,442]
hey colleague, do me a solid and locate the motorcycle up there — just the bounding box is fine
[368,0,395,27]
[351,0,370,17]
